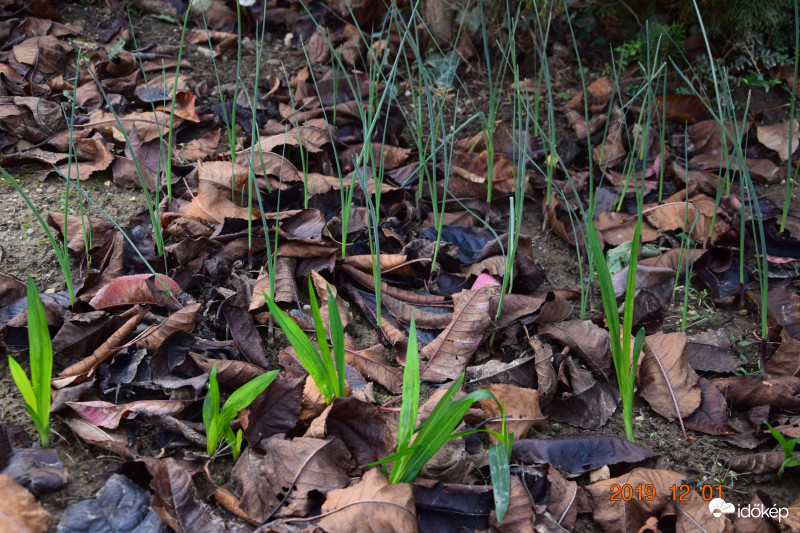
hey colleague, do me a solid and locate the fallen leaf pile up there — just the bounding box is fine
[1,0,800,532]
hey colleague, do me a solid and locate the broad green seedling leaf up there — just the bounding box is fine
[8,277,53,446]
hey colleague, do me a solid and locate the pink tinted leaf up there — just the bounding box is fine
[89,274,181,309]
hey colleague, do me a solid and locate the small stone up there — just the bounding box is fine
[129,196,137,202]
[590,465,610,483]
[688,309,697,315]
[36,188,42,193]
[26,228,34,234]
[266,58,281,66]
[104,180,111,186]
[44,288,56,294]
[738,309,748,316]
[635,415,645,422]
[284,32,294,48]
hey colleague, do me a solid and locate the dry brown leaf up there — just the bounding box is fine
[451,150,518,194]
[644,191,728,244]
[565,76,615,113]
[547,467,592,530]
[176,129,220,162]
[137,302,201,353]
[764,329,800,377]
[0,474,51,533]
[639,332,701,421]
[250,257,297,310]
[489,476,535,532]
[479,384,544,442]
[757,119,799,160]
[586,468,684,533]
[54,305,147,386]
[595,211,660,246]
[233,437,354,521]
[420,287,497,382]
[711,375,800,410]
[317,468,417,533]
[180,180,260,223]
[346,344,403,394]
[61,417,132,457]
[538,320,611,378]
[197,160,250,190]
[311,270,352,329]
[381,293,452,329]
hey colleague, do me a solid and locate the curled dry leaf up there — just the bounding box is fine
[586,468,684,533]
[764,329,800,377]
[538,320,611,378]
[343,254,419,277]
[724,451,785,475]
[0,474,51,533]
[67,399,189,429]
[46,213,115,257]
[60,417,132,457]
[317,468,417,533]
[682,378,735,435]
[451,150,518,194]
[189,352,265,391]
[639,332,701,421]
[420,287,496,382]
[381,293,452,329]
[346,344,404,394]
[311,270,352,329]
[151,458,225,533]
[136,302,201,353]
[55,305,147,386]
[250,257,297,310]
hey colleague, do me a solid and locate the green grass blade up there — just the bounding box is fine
[204,364,221,455]
[26,277,51,418]
[488,443,511,522]
[265,294,329,395]
[308,279,335,401]
[587,222,621,357]
[327,287,346,398]
[218,370,279,425]
[8,357,37,415]
[397,315,419,452]
[622,221,643,362]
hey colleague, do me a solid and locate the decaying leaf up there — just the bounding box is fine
[420,287,496,382]
[317,468,417,533]
[639,332,701,421]
[0,474,51,533]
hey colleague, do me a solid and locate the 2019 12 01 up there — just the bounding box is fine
[609,484,723,501]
